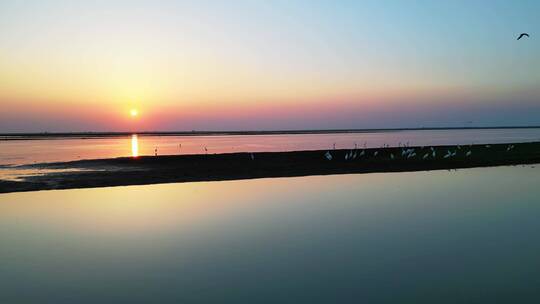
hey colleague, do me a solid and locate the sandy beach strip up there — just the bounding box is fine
[1,141,539,193]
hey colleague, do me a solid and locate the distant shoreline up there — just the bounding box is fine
[1,141,539,194]
[2,126,540,140]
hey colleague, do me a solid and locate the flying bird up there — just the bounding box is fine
[517,33,529,40]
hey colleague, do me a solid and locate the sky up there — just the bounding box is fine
[0,0,539,132]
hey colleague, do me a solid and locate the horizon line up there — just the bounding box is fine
[2,125,540,138]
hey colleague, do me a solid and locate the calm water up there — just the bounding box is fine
[1,166,540,303]
[2,128,540,166]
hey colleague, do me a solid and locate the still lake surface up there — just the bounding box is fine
[1,166,540,303]
[2,128,540,166]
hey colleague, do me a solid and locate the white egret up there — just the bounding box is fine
[325,151,333,160]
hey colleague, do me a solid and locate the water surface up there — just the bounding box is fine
[2,128,540,166]
[1,166,539,303]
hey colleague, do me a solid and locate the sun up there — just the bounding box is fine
[130,109,138,117]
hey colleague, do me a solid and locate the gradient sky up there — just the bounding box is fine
[1,0,539,132]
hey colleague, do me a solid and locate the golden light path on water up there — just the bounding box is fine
[131,134,139,157]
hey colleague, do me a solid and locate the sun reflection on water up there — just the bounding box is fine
[131,134,139,157]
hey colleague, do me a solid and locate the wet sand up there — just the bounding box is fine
[1,141,539,193]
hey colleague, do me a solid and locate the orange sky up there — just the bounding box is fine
[1,1,539,132]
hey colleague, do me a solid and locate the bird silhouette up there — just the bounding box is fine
[517,33,529,40]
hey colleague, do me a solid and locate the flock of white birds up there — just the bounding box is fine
[321,143,518,162]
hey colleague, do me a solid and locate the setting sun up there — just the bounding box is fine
[130,109,138,117]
